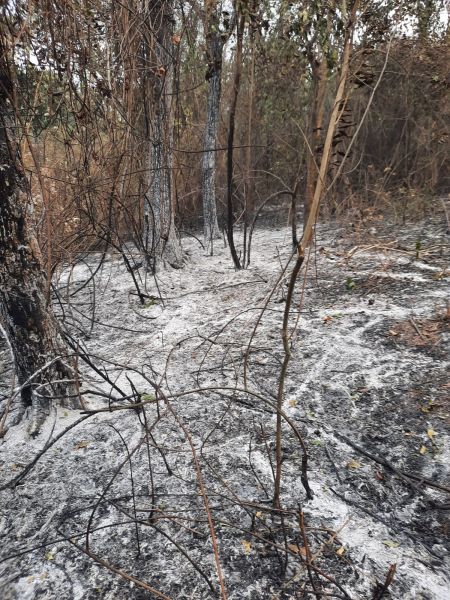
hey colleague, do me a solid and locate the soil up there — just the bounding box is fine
[0,213,449,600]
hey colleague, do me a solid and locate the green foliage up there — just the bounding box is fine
[143,297,159,308]
[415,240,422,260]
[346,277,356,291]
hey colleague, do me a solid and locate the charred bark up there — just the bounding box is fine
[201,21,222,254]
[226,14,245,270]
[144,0,184,272]
[0,27,78,433]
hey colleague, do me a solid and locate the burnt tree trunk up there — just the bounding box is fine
[226,14,245,270]
[0,28,78,433]
[201,19,222,254]
[144,0,184,271]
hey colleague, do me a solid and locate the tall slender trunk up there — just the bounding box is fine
[202,24,222,254]
[0,26,78,432]
[243,17,256,268]
[273,1,360,508]
[226,14,245,270]
[302,2,359,248]
[144,0,183,271]
[304,57,328,226]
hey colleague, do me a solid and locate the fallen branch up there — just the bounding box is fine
[60,530,172,600]
[336,433,450,497]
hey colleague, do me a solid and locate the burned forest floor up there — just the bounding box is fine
[1,209,449,600]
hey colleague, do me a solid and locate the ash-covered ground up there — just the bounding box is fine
[1,214,449,599]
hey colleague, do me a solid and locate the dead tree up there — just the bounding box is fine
[0,22,78,432]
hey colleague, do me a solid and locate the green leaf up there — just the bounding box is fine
[143,297,159,308]
[346,277,356,291]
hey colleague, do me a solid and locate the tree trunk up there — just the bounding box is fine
[304,57,327,226]
[302,1,359,249]
[226,14,245,270]
[144,0,184,271]
[0,28,78,433]
[201,24,222,254]
[243,15,257,268]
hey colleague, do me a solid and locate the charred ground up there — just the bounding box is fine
[0,213,449,600]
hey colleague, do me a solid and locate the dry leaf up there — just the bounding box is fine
[336,546,346,556]
[427,428,436,441]
[172,34,181,44]
[382,540,400,549]
[347,459,362,469]
[242,540,251,555]
[288,543,307,556]
[74,440,89,450]
[323,315,333,323]
[433,270,447,280]
[289,399,297,407]
[419,445,428,455]
[388,329,399,336]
